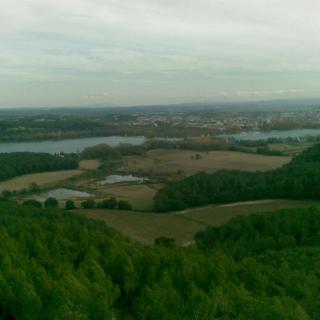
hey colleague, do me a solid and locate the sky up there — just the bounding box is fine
[1,0,320,107]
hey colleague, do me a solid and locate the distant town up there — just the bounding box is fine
[2,99,320,143]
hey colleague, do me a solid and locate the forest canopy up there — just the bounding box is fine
[0,202,319,319]
[0,152,78,181]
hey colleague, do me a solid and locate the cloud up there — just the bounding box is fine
[0,0,320,106]
[83,91,110,100]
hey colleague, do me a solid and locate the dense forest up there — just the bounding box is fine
[154,143,320,212]
[0,153,78,181]
[0,202,319,319]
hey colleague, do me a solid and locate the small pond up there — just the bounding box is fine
[98,174,148,185]
[42,188,92,199]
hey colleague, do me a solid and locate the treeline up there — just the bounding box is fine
[0,202,319,319]
[81,197,132,210]
[80,137,284,161]
[80,139,228,160]
[0,152,79,181]
[154,143,320,212]
[23,197,133,211]
[195,208,320,259]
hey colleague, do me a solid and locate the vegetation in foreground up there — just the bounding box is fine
[0,201,319,319]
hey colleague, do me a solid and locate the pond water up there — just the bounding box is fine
[42,188,92,199]
[223,128,320,141]
[98,174,148,185]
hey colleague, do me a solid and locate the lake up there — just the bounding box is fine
[224,128,320,141]
[1,129,317,153]
[0,136,146,154]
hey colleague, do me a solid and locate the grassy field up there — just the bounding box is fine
[180,199,320,225]
[78,199,320,245]
[0,170,83,191]
[0,159,99,193]
[94,183,162,211]
[120,149,291,175]
[268,142,314,156]
[81,209,202,245]
[79,160,101,170]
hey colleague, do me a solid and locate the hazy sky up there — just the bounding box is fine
[1,0,320,107]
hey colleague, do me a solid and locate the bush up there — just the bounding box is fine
[65,200,76,210]
[154,237,176,248]
[118,200,132,211]
[1,190,12,199]
[29,182,40,193]
[99,197,118,209]
[44,197,58,208]
[23,199,42,208]
[81,199,95,209]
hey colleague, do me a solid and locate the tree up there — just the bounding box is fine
[0,152,79,182]
[99,198,118,209]
[44,197,58,208]
[118,200,132,211]
[1,189,12,200]
[81,144,121,160]
[65,200,76,210]
[81,199,95,209]
[191,154,203,160]
[154,237,176,248]
[29,182,40,193]
[23,199,42,208]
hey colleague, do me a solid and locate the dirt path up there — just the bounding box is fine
[220,199,276,207]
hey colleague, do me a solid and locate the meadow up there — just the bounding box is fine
[74,149,291,211]
[0,160,100,192]
[78,159,101,170]
[0,170,83,191]
[78,199,320,245]
[268,142,314,156]
[94,183,162,211]
[120,149,291,175]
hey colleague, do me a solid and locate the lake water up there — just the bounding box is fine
[1,129,317,153]
[224,128,320,141]
[0,136,146,154]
